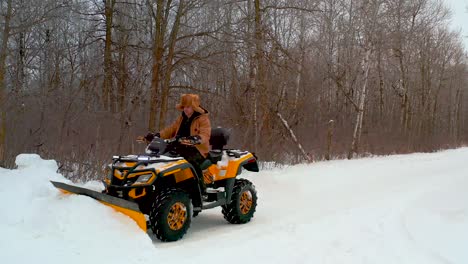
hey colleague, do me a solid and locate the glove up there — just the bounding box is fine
[187,135,202,145]
[180,135,201,145]
[144,132,155,142]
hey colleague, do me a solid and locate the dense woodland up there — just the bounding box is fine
[0,0,467,180]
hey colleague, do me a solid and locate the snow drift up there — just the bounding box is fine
[0,154,158,263]
[1,149,467,264]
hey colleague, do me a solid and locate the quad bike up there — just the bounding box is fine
[51,128,259,241]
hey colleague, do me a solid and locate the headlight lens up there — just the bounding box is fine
[135,173,153,184]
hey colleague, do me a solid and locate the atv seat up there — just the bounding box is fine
[200,149,223,170]
[200,128,230,170]
[209,127,230,151]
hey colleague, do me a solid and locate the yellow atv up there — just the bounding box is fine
[51,128,259,241]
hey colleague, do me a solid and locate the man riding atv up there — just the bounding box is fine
[139,93,211,193]
[53,93,258,241]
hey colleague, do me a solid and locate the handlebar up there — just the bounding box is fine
[137,135,198,146]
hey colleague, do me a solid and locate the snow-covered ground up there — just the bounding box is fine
[1,149,467,264]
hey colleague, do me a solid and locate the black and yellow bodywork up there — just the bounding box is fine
[51,147,259,240]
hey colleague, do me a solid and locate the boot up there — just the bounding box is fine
[199,178,207,194]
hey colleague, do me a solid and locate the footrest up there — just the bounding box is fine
[206,187,224,193]
[205,190,225,202]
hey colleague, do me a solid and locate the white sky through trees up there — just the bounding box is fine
[445,0,468,49]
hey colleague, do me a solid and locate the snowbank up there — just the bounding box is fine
[0,154,157,264]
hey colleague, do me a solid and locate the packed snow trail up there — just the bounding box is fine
[1,149,467,264]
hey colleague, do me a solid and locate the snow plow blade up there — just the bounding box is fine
[50,181,147,232]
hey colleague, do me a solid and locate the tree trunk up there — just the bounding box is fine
[377,44,384,119]
[158,0,184,130]
[294,14,306,117]
[14,32,26,94]
[103,0,115,112]
[455,88,463,142]
[253,0,264,152]
[246,0,258,152]
[326,120,334,160]
[349,47,372,159]
[117,39,128,113]
[0,0,13,166]
[277,112,312,163]
[148,0,165,132]
[116,31,129,153]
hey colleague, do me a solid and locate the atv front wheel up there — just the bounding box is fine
[149,188,192,242]
[222,179,257,224]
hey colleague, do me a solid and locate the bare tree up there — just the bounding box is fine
[1,0,467,175]
[148,0,165,132]
[102,0,115,112]
[0,0,13,165]
[349,0,382,158]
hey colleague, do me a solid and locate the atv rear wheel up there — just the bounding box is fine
[149,188,192,242]
[222,179,257,224]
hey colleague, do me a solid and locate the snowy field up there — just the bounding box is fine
[1,149,467,264]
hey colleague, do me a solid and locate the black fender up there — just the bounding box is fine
[156,163,203,209]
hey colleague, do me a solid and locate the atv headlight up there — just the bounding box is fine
[135,173,153,184]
